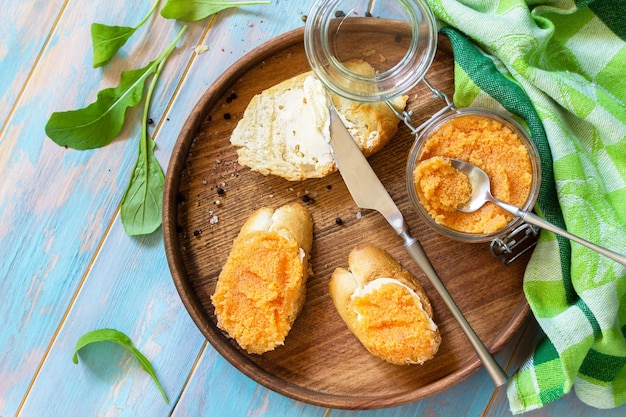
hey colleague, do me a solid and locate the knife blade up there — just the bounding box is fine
[327,104,508,387]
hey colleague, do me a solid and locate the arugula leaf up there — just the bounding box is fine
[120,26,187,235]
[45,26,186,150]
[161,0,270,21]
[73,328,169,404]
[120,61,167,236]
[91,0,160,68]
[91,24,136,68]
[121,133,165,235]
[45,64,158,149]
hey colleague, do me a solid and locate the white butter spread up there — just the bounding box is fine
[298,247,305,262]
[303,75,331,141]
[351,277,437,331]
[272,82,334,170]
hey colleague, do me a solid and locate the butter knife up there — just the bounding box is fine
[328,105,508,387]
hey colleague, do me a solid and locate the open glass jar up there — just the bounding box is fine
[304,0,438,102]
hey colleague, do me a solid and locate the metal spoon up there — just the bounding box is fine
[449,158,626,267]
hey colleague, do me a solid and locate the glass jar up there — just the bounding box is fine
[406,108,542,244]
[304,0,438,102]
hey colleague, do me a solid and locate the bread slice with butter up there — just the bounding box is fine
[329,244,440,365]
[211,203,314,354]
[230,59,408,181]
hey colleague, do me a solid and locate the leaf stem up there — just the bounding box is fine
[154,25,188,74]
[140,53,167,170]
[140,24,187,168]
[135,0,162,30]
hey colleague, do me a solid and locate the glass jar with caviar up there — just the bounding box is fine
[406,109,542,250]
[304,0,438,102]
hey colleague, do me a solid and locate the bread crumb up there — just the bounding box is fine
[193,45,209,54]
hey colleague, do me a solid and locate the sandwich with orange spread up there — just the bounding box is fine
[211,203,314,354]
[329,244,440,365]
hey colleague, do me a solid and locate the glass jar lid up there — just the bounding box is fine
[304,0,438,102]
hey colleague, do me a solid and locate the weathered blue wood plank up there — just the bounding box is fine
[170,343,328,417]
[18,224,207,416]
[0,3,207,415]
[0,1,66,129]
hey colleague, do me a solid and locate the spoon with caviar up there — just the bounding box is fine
[449,158,626,267]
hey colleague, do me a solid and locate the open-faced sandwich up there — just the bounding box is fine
[211,203,314,354]
[329,244,441,365]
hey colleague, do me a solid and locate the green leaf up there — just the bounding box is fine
[161,0,270,21]
[121,132,165,235]
[91,1,160,67]
[73,328,169,404]
[119,27,187,236]
[45,26,186,150]
[45,62,158,150]
[91,24,137,68]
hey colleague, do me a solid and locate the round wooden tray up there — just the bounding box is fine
[162,27,530,409]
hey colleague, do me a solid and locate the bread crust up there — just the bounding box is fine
[329,244,440,365]
[230,62,408,181]
[212,204,313,354]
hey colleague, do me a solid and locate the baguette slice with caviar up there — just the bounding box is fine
[230,59,408,181]
[211,203,313,354]
[329,244,440,365]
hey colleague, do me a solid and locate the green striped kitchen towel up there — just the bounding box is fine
[425,0,626,413]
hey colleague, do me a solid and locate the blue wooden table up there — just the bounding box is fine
[1,1,624,416]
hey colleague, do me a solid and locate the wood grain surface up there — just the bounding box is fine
[163,28,530,409]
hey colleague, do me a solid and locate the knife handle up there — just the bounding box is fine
[402,233,509,387]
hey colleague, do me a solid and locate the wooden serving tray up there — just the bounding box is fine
[162,27,530,409]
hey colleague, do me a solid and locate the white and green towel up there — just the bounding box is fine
[425,0,626,413]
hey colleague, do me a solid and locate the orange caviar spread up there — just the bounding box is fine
[350,281,439,365]
[415,157,472,214]
[414,114,532,234]
[212,231,303,354]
